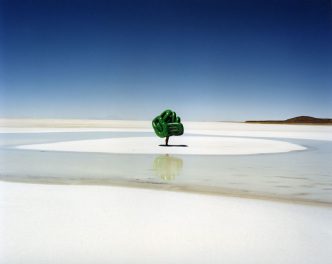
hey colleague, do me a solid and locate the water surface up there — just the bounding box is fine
[0,132,331,205]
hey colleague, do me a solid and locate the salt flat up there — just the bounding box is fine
[16,136,305,155]
[0,181,331,264]
[0,119,331,263]
[1,118,331,141]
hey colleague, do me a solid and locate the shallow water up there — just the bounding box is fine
[0,132,331,205]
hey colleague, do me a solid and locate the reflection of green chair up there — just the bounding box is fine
[153,155,183,180]
[152,109,184,145]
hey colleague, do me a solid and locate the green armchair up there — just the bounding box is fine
[152,109,184,145]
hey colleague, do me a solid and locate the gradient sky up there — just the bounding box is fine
[1,0,331,121]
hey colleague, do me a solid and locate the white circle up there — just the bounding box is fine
[17,136,306,155]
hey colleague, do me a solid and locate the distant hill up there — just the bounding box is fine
[246,116,332,124]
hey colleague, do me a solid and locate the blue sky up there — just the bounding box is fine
[1,0,331,121]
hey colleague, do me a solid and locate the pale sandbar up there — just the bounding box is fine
[16,136,306,155]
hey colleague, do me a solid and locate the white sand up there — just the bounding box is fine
[0,181,331,264]
[16,136,306,155]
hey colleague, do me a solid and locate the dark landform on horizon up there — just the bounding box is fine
[246,116,332,125]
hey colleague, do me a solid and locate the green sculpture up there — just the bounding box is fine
[152,109,184,146]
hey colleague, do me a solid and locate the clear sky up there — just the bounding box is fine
[1,0,331,121]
